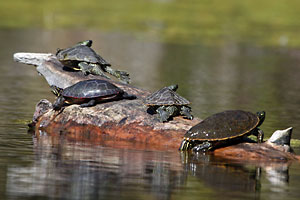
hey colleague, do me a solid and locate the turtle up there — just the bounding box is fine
[56,40,130,84]
[179,110,265,152]
[51,79,136,110]
[145,84,193,122]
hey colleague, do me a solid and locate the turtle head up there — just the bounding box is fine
[167,84,178,91]
[76,40,93,47]
[55,48,63,56]
[256,111,266,126]
[50,85,63,97]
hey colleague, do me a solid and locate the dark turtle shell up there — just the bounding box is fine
[145,86,190,106]
[184,110,260,141]
[56,45,110,66]
[62,79,123,99]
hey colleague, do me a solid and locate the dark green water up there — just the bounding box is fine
[0,29,300,200]
[1,1,300,199]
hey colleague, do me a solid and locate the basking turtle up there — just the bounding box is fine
[179,110,265,152]
[56,40,130,84]
[51,79,136,110]
[145,85,193,122]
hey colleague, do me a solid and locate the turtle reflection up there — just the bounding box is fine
[180,152,290,195]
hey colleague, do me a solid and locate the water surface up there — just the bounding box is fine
[1,28,300,199]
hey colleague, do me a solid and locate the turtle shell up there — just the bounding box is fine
[57,45,110,66]
[62,79,123,99]
[184,110,260,141]
[145,86,190,106]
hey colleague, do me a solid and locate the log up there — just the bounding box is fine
[14,53,200,150]
[14,52,300,162]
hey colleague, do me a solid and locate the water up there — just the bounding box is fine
[1,28,300,200]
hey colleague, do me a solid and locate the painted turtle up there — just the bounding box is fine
[56,40,130,84]
[179,110,265,152]
[51,79,136,110]
[145,85,193,122]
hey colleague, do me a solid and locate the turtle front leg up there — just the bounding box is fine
[53,96,66,111]
[179,139,192,151]
[256,128,264,143]
[192,142,212,152]
[102,65,130,84]
[156,106,169,122]
[156,106,178,122]
[180,106,194,120]
[80,99,96,108]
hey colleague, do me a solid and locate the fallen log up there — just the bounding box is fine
[14,53,200,150]
[14,52,300,162]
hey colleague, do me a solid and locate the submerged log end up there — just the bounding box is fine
[213,142,300,162]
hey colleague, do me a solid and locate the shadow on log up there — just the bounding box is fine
[14,52,300,162]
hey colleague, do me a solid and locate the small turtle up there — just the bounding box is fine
[145,85,193,122]
[179,110,265,152]
[51,79,136,110]
[56,40,130,84]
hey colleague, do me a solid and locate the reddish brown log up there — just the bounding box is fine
[15,52,300,162]
[213,143,300,162]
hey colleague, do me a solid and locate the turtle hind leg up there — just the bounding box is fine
[80,99,96,108]
[78,62,111,79]
[103,65,130,84]
[78,62,93,76]
[90,64,112,79]
[122,92,136,100]
[192,142,212,152]
[180,106,193,120]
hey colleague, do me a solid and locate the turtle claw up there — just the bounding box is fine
[192,142,212,152]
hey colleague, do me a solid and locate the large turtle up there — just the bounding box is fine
[51,79,136,110]
[56,40,130,84]
[179,110,265,152]
[145,85,193,122]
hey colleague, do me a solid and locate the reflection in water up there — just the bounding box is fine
[180,152,292,200]
[5,129,296,200]
[1,29,300,199]
[181,152,261,196]
[6,131,186,200]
